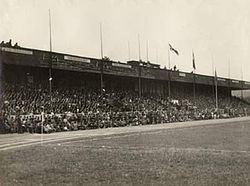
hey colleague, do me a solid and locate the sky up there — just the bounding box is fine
[0,0,250,81]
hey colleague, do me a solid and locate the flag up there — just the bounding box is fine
[169,43,179,55]
[192,52,196,70]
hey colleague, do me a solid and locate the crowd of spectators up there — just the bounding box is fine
[0,39,20,48]
[0,83,249,134]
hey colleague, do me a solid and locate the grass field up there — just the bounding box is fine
[0,118,250,185]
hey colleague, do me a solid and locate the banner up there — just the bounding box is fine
[1,47,33,55]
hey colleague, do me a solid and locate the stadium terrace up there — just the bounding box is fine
[0,42,250,134]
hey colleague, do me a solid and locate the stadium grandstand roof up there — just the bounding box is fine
[1,44,250,90]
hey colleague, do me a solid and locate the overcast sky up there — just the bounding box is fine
[0,0,250,81]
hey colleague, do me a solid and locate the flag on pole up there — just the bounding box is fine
[169,43,179,55]
[192,51,196,70]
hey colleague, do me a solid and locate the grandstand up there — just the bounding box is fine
[0,43,250,134]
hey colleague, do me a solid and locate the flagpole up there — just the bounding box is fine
[100,23,104,93]
[100,23,103,59]
[168,46,171,69]
[215,83,218,109]
[138,34,141,61]
[228,58,231,100]
[156,47,158,63]
[168,47,171,98]
[138,66,141,97]
[128,41,130,61]
[215,69,218,109]
[167,43,179,98]
[192,51,196,105]
[41,109,44,145]
[48,9,53,108]
[146,40,149,62]
[137,34,141,97]
[241,65,243,99]
[193,70,196,105]
[211,54,215,103]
